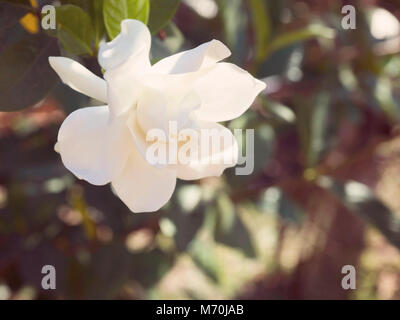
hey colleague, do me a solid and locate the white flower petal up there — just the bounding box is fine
[102,20,152,117]
[57,106,131,186]
[177,121,238,180]
[127,110,151,162]
[127,88,202,163]
[49,57,107,102]
[104,48,150,118]
[167,91,201,131]
[112,147,177,213]
[136,86,168,136]
[194,63,266,122]
[134,86,201,138]
[99,19,151,71]
[152,39,231,75]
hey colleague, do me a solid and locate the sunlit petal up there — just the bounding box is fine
[57,106,131,185]
[49,57,107,102]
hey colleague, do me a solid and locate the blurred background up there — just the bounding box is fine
[1,0,400,300]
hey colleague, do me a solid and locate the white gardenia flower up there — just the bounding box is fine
[49,19,266,213]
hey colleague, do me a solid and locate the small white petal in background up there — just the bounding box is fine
[370,8,400,40]
[184,0,218,19]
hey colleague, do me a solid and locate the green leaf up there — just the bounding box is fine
[131,248,175,288]
[56,4,95,56]
[217,0,247,63]
[103,0,150,40]
[266,24,335,59]
[214,193,256,257]
[248,0,271,62]
[189,239,221,282]
[91,0,105,47]
[165,184,206,252]
[61,0,105,48]
[374,76,400,120]
[321,179,400,249]
[148,0,180,34]
[296,92,331,168]
[0,34,59,111]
